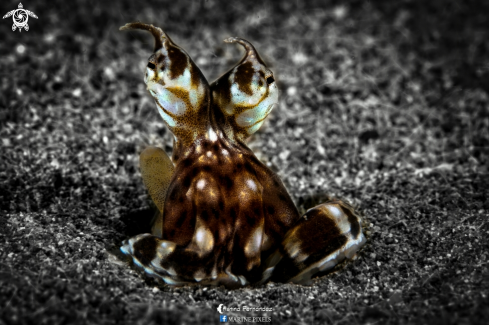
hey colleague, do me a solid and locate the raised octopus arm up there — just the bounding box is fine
[120,22,211,148]
[210,37,278,143]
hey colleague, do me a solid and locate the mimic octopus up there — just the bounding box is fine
[119,22,366,287]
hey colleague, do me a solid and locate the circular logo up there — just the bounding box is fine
[3,3,38,32]
[13,9,28,28]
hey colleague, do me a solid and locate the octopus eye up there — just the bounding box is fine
[266,76,275,85]
[147,62,156,69]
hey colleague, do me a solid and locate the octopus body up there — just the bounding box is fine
[120,22,366,286]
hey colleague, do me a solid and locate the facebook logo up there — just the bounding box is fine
[220,315,228,322]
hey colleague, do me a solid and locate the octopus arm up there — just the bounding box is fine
[268,199,366,285]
